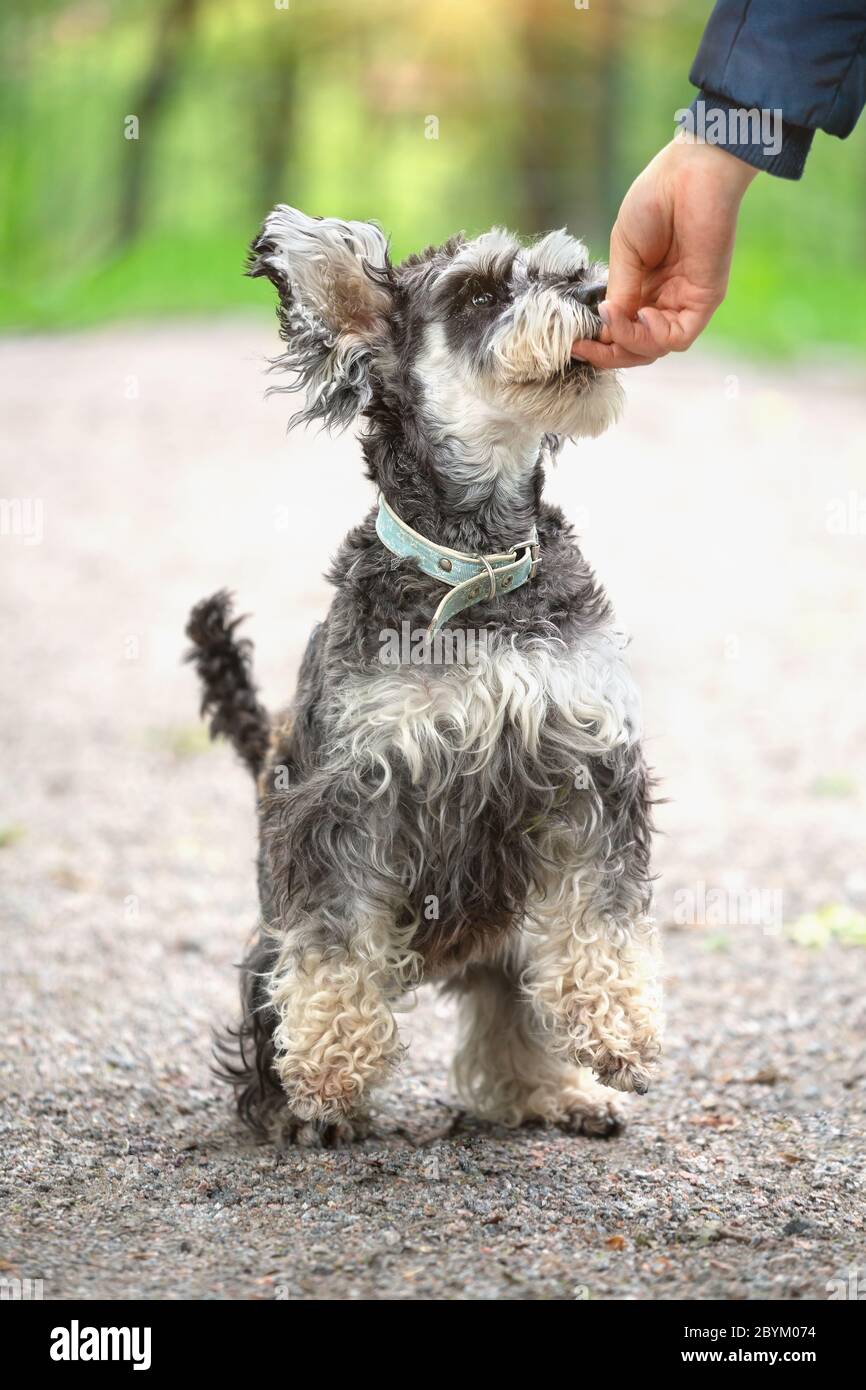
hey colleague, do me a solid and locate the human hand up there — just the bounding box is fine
[573,136,758,368]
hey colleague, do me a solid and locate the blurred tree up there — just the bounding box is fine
[516,0,560,233]
[252,55,298,215]
[594,1,625,234]
[513,0,624,242]
[116,0,200,247]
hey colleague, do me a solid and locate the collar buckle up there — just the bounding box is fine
[520,537,541,580]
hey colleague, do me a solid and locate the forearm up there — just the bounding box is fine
[688,0,866,179]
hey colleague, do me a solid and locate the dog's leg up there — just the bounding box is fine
[266,914,412,1137]
[216,927,363,1148]
[450,962,626,1135]
[522,882,662,1096]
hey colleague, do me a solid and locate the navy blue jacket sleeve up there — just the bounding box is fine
[688,0,866,179]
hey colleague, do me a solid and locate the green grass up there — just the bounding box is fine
[809,773,858,798]
[0,232,272,331]
[147,723,215,760]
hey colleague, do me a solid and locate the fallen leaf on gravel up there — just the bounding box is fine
[694,1223,753,1247]
[718,1227,753,1244]
[743,1066,781,1085]
[51,866,94,892]
[605,1235,626,1250]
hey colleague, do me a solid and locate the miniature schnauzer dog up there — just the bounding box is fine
[187,206,661,1145]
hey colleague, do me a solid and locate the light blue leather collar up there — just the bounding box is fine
[375,494,540,638]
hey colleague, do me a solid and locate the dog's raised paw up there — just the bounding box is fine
[593,1054,653,1096]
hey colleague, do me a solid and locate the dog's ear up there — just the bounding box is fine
[248,205,393,430]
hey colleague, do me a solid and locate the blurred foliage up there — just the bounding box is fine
[1,0,864,355]
[787,903,866,950]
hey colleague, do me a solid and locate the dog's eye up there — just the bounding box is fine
[472,291,494,307]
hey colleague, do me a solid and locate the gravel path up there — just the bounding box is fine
[1,323,865,1300]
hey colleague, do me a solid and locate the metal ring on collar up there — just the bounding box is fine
[474,553,497,602]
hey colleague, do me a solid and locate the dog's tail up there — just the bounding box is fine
[185,590,270,780]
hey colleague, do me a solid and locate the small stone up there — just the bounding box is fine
[782,1218,812,1237]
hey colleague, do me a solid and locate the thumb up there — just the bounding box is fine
[604,225,644,319]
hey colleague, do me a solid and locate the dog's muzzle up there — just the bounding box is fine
[490,285,604,382]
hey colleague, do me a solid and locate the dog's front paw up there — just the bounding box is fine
[270,945,403,1128]
[557,1082,627,1137]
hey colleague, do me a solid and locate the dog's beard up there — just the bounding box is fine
[491,367,623,439]
[489,287,598,380]
[467,289,622,438]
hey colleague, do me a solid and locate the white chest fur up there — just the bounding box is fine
[327,629,642,788]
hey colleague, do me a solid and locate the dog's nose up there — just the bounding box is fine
[576,279,607,311]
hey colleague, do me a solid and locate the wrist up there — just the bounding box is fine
[668,133,758,199]
[682,92,814,182]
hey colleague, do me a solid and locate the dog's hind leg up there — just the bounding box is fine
[449,962,626,1135]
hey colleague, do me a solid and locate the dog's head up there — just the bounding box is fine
[249,206,621,444]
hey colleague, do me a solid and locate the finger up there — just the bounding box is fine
[605,224,644,319]
[599,300,714,358]
[633,304,712,353]
[572,314,620,353]
[597,301,666,358]
[571,339,659,369]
